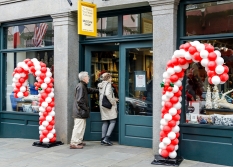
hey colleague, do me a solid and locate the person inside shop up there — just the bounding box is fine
[98,73,119,146]
[70,71,99,149]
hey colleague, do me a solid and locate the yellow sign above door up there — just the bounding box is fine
[78,0,97,37]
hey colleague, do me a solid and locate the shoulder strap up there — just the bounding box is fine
[103,83,113,98]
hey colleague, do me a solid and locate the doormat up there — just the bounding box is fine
[151,155,183,166]
[32,141,64,148]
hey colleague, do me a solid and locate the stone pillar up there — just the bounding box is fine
[149,0,180,153]
[52,12,79,144]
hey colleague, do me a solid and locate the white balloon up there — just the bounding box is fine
[201,58,209,67]
[35,70,41,76]
[12,83,16,87]
[214,50,221,57]
[169,151,177,159]
[14,74,20,79]
[39,125,45,131]
[184,52,192,60]
[174,66,182,73]
[176,121,180,125]
[42,121,49,127]
[163,72,170,79]
[172,85,179,93]
[49,111,55,116]
[35,65,41,71]
[36,77,40,80]
[190,42,195,46]
[159,149,162,155]
[44,77,51,84]
[46,116,52,122]
[22,81,28,86]
[20,86,26,92]
[215,65,224,75]
[161,101,165,106]
[39,131,42,135]
[167,68,175,75]
[46,72,52,77]
[193,40,200,46]
[162,95,169,102]
[215,57,224,65]
[160,125,164,130]
[39,107,45,112]
[20,73,26,77]
[162,137,171,145]
[17,92,23,98]
[48,92,54,98]
[47,133,54,139]
[42,138,49,143]
[164,114,172,121]
[172,126,180,133]
[160,119,168,126]
[174,80,182,87]
[45,97,52,103]
[159,142,167,149]
[22,64,29,71]
[179,97,182,102]
[181,63,189,69]
[196,43,205,52]
[212,76,220,85]
[205,67,209,72]
[41,83,47,89]
[166,92,174,98]
[12,78,17,83]
[173,102,181,109]
[200,50,209,59]
[175,145,179,151]
[169,108,177,116]
[42,102,48,108]
[174,50,182,58]
[168,132,176,140]
[51,129,56,134]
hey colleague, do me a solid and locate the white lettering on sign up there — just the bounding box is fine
[82,6,94,32]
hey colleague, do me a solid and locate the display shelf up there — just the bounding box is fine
[203,108,233,115]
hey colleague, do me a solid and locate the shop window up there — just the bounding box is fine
[186,1,233,36]
[3,22,54,49]
[185,38,233,126]
[4,51,54,113]
[123,12,152,35]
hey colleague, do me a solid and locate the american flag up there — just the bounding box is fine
[32,23,48,47]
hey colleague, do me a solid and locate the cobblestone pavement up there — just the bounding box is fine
[0,138,231,167]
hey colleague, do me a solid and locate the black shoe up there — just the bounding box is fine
[101,137,105,145]
[103,136,113,146]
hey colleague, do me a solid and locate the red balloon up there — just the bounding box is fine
[19,78,25,83]
[42,130,49,136]
[23,91,29,97]
[34,82,38,87]
[178,58,186,65]
[27,61,33,67]
[161,150,169,158]
[223,65,229,73]
[177,109,181,114]
[176,71,184,78]
[17,67,23,73]
[173,114,180,121]
[167,60,174,68]
[35,87,38,90]
[207,71,216,78]
[188,46,197,55]
[179,86,183,91]
[38,79,43,84]
[163,126,171,133]
[13,88,19,93]
[24,59,30,63]
[170,74,179,82]
[207,61,217,71]
[166,144,175,152]
[176,132,180,138]
[41,93,48,99]
[179,44,185,50]
[205,44,214,53]
[43,112,48,117]
[171,138,179,145]
[50,137,56,143]
[208,52,217,61]
[49,120,55,126]
[208,77,213,84]
[183,43,191,51]
[167,87,173,92]
[16,83,22,88]
[160,131,167,138]
[40,62,46,67]
[193,52,202,61]
[46,125,53,131]
[168,120,176,127]
[171,58,179,66]
[174,91,181,97]
[46,106,52,112]
[161,107,168,114]
[41,67,47,73]
[39,116,45,121]
[40,134,45,142]
[40,73,46,80]
[45,88,51,94]
[30,66,36,73]
[50,78,54,83]
[165,102,173,109]
[14,93,18,98]
[48,83,54,88]
[220,73,229,82]
[170,97,179,104]
[162,91,166,95]
[48,101,55,107]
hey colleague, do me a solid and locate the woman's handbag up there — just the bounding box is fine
[102,83,112,109]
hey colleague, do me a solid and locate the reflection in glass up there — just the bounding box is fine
[4,51,54,113]
[123,12,152,35]
[90,50,119,112]
[186,1,233,36]
[185,38,233,126]
[125,48,153,116]
[4,22,54,49]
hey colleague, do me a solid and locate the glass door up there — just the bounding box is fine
[119,41,153,148]
[84,44,119,141]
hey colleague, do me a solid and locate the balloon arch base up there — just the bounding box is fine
[151,155,183,166]
[32,141,64,148]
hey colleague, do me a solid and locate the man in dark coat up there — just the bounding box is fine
[70,71,99,149]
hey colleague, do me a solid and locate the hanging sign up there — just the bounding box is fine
[135,71,146,91]
[78,0,97,37]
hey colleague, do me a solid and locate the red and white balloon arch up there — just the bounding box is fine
[12,58,56,143]
[159,41,229,158]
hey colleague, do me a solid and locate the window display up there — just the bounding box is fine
[4,51,54,113]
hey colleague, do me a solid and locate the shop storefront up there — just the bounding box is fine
[178,0,233,166]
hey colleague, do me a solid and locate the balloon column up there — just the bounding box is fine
[12,58,56,143]
[159,41,229,158]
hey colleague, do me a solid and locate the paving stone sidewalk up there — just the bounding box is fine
[0,138,230,167]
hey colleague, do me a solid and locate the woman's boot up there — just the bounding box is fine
[103,136,113,146]
[101,137,105,145]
